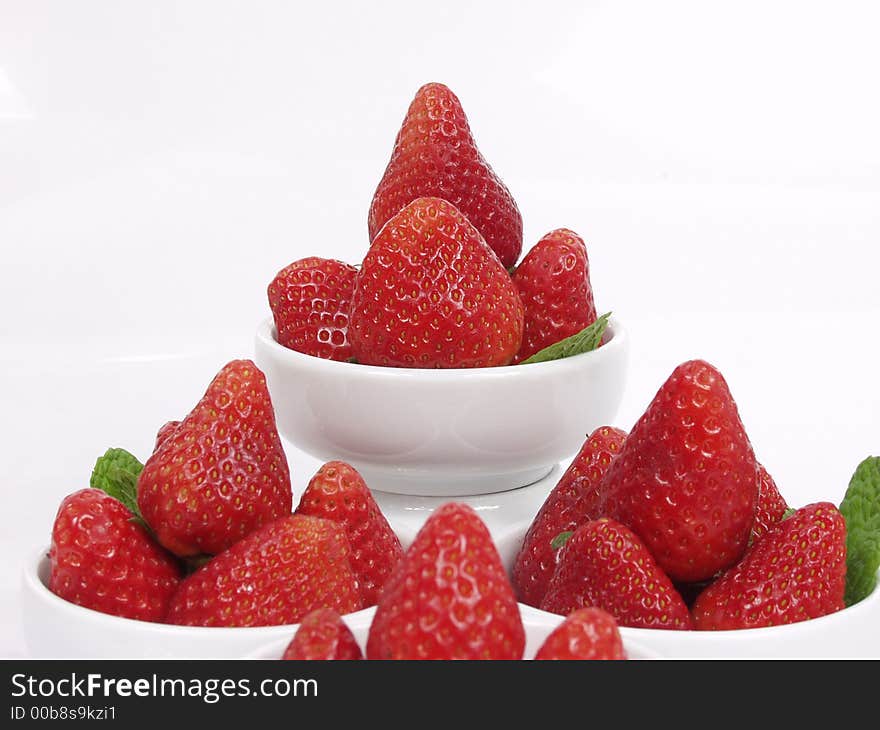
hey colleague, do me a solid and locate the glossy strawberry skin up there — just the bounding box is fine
[512,229,598,363]
[368,82,522,269]
[693,502,846,630]
[534,607,627,660]
[600,360,760,583]
[351,197,524,368]
[137,360,292,557]
[282,609,363,660]
[166,515,361,627]
[268,257,358,361]
[540,518,692,630]
[49,489,181,622]
[295,461,403,607]
[513,426,627,607]
[752,464,789,541]
[366,503,525,660]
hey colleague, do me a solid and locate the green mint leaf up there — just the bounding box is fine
[839,456,880,606]
[551,531,574,551]
[782,507,797,521]
[519,313,611,365]
[90,448,146,524]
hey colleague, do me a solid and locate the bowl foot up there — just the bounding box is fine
[357,463,556,498]
[370,464,562,571]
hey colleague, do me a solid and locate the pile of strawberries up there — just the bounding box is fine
[50,359,403,628]
[514,359,854,631]
[268,83,602,368]
[47,357,626,659]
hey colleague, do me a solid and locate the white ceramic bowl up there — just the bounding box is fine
[254,317,628,497]
[246,604,660,660]
[506,526,880,659]
[21,547,377,659]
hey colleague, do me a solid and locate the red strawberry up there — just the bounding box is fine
[154,420,181,451]
[752,463,789,540]
[295,461,403,607]
[166,515,361,627]
[49,489,181,622]
[512,229,598,363]
[540,518,692,630]
[351,197,524,368]
[513,426,627,607]
[282,608,363,660]
[534,607,627,660]
[137,360,292,557]
[368,82,522,269]
[267,257,358,361]
[692,502,846,630]
[366,503,525,660]
[599,360,760,582]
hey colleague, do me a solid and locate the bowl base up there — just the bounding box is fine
[356,464,555,498]
[370,463,562,571]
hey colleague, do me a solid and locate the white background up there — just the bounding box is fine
[1,1,878,656]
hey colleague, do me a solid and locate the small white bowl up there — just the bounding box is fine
[254,317,628,497]
[506,526,880,659]
[21,548,377,659]
[247,603,659,660]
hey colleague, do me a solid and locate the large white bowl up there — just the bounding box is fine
[246,604,659,660]
[21,548,377,659]
[254,317,628,497]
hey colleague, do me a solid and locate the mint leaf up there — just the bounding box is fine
[90,448,146,524]
[782,507,796,521]
[519,313,611,365]
[551,531,574,551]
[839,456,880,606]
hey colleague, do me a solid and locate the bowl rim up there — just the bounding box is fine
[255,315,627,377]
[23,546,377,637]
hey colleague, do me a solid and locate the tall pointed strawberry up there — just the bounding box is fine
[513,426,626,607]
[540,518,692,630]
[137,360,292,557]
[295,461,403,606]
[351,197,523,368]
[366,503,525,660]
[599,360,760,582]
[512,229,598,363]
[368,82,523,268]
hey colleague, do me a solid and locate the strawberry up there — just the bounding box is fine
[350,197,524,368]
[540,518,692,630]
[368,82,522,269]
[599,360,760,582]
[267,257,358,361]
[692,502,846,630]
[511,229,598,363]
[154,420,180,451]
[534,607,627,660]
[282,608,363,660]
[295,461,403,607]
[137,360,292,557]
[513,426,627,607]
[166,515,361,627]
[366,503,525,660]
[49,489,181,622]
[752,463,789,541]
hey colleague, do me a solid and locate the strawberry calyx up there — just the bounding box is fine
[518,312,611,365]
[89,448,149,530]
